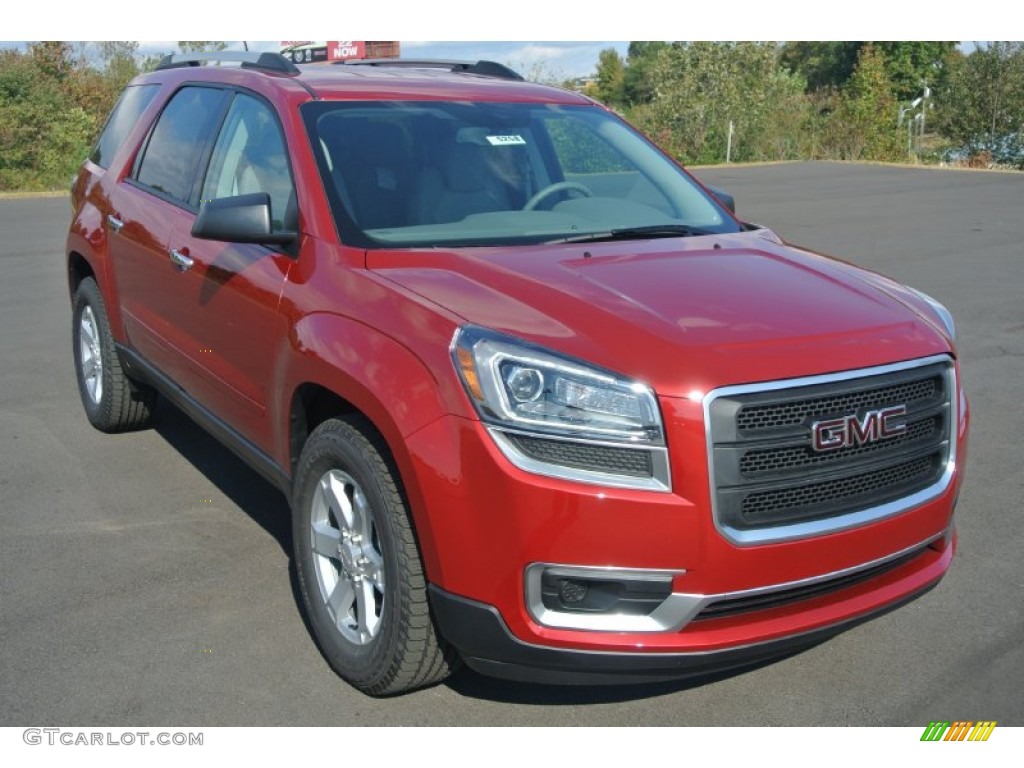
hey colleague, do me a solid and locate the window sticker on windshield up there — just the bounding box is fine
[486,135,527,146]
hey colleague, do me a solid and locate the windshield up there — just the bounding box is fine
[302,101,740,248]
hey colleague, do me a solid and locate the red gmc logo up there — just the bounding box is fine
[811,405,907,452]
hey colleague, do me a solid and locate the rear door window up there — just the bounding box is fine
[134,86,228,204]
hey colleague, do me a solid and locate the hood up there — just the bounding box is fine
[367,230,951,397]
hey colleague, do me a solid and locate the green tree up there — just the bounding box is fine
[781,42,956,102]
[98,41,141,83]
[177,41,228,54]
[781,42,861,91]
[633,41,809,164]
[935,42,1024,167]
[27,41,77,82]
[827,44,904,161]
[623,41,669,106]
[594,48,626,106]
[874,42,957,101]
[0,46,96,190]
[139,53,166,73]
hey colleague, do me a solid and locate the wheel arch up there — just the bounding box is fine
[67,250,95,299]
[288,383,358,478]
[281,312,458,583]
[66,233,127,340]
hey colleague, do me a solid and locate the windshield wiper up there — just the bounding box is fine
[548,224,713,245]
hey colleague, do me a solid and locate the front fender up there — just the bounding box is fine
[278,311,458,580]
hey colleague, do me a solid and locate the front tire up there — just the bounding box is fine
[72,277,156,432]
[292,416,458,695]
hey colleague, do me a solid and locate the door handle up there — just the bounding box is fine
[107,215,124,233]
[169,248,194,271]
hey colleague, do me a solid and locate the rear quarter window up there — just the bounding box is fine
[89,84,160,169]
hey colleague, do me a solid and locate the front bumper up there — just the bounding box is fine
[430,569,945,685]
[403,359,966,678]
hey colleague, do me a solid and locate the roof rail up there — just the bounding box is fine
[340,59,524,82]
[155,51,300,76]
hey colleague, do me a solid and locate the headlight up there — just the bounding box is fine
[907,287,956,342]
[452,326,670,491]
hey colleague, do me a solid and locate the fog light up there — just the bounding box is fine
[559,579,588,604]
[529,564,687,631]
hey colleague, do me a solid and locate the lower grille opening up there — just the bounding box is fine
[693,545,931,621]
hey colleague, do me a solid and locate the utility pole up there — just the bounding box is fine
[919,85,931,154]
[899,85,932,160]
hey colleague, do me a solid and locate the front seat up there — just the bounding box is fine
[331,121,413,230]
[410,141,511,225]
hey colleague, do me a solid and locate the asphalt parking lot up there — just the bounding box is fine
[1,162,1021,726]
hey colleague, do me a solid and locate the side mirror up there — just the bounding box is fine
[192,193,296,245]
[706,186,736,214]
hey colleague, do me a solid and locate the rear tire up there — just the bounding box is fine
[292,416,458,695]
[72,277,156,432]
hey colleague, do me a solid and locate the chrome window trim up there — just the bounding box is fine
[702,354,957,546]
[488,427,672,493]
[525,531,942,633]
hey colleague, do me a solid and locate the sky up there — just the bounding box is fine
[4,1,1014,79]
[402,42,629,78]
[0,40,628,80]
[2,40,990,82]
[118,41,629,80]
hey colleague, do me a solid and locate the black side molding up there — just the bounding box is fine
[116,344,291,493]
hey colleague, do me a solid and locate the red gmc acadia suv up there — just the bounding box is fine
[66,52,969,695]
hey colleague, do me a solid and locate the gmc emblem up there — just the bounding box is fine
[811,405,907,452]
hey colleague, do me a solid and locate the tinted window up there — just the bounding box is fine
[90,84,160,169]
[303,101,736,248]
[545,118,630,174]
[136,87,227,203]
[200,94,295,231]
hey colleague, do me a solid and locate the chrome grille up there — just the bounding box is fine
[739,415,939,476]
[736,376,940,434]
[707,357,955,544]
[740,454,940,525]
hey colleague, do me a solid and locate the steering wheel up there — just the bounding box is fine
[522,181,593,211]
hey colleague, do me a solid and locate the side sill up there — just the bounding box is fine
[117,344,290,493]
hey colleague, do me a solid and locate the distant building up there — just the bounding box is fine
[567,75,597,93]
[280,41,401,65]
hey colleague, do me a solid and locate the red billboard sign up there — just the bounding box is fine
[327,41,366,61]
